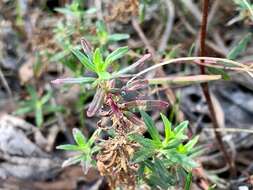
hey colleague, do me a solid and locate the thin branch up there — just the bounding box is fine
[158,0,175,52]
[126,56,253,85]
[0,68,13,98]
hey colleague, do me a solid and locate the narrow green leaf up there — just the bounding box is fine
[27,86,37,100]
[35,104,43,127]
[129,134,158,149]
[108,33,130,41]
[104,46,129,70]
[93,48,104,72]
[51,77,96,84]
[87,128,102,147]
[71,49,96,72]
[72,128,87,146]
[207,67,230,80]
[184,172,192,190]
[96,20,107,34]
[174,121,189,135]
[62,155,83,168]
[132,148,155,163]
[56,144,82,151]
[140,111,162,143]
[227,33,252,60]
[43,105,63,113]
[185,136,199,152]
[41,91,52,105]
[160,113,173,145]
[14,106,33,115]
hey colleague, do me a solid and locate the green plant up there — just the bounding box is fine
[51,38,219,189]
[57,128,101,174]
[129,112,200,189]
[95,20,129,47]
[228,0,253,25]
[14,86,62,127]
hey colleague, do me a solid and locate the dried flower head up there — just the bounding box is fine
[96,135,138,189]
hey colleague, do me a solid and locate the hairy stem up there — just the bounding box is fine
[199,0,235,175]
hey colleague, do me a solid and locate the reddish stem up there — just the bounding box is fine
[199,0,235,175]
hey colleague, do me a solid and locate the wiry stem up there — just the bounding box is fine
[199,0,235,175]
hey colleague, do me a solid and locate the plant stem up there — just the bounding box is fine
[199,0,235,175]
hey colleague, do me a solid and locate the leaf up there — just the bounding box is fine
[56,144,82,151]
[108,33,130,41]
[81,158,92,175]
[41,91,52,105]
[71,49,96,72]
[26,86,37,100]
[72,128,87,146]
[207,67,230,80]
[51,77,96,84]
[140,111,162,144]
[35,103,43,127]
[184,172,193,190]
[87,128,102,147]
[80,38,92,57]
[227,33,252,60]
[160,113,173,145]
[132,148,155,163]
[96,20,107,34]
[87,88,105,117]
[184,136,199,152]
[14,106,33,115]
[104,46,129,70]
[174,121,189,135]
[43,105,63,113]
[129,134,159,149]
[62,155,83,168]
[93,48,104,72]
[96,20,108,43]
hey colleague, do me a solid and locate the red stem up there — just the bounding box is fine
[199,0,235,176]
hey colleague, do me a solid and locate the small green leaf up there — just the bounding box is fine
[41,91,52,105]
[71,49,96,72]
[87,128,101,147]
[184,136,199,152]
[207,67,230,80]
[56,144,82,151]
[27,86,37,100]
[96,20,107,34]
[43,105,63,113]
[108,33,130,42]
[96,20,108,44]
[160,113,173,145]
[93,48,104,72]
[72,128,87,146]
[140,111,162,144]
[129,134,159,149]
[14,106,33,115]
[104,46,129,70]
[51,77,96,84]
[184,172,192,190]
[177,144,187,154]
[132,148,155,163]
[35,103,43,127]
[227,33,252,60]
[62,155,83,168]
[174,121,189,135]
